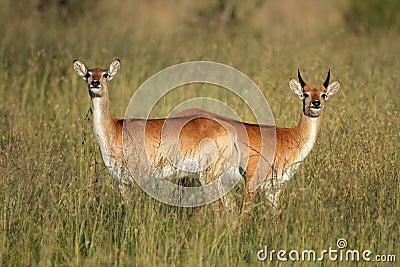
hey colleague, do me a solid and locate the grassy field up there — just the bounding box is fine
[0,0,399,266]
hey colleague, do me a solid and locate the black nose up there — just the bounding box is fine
[91,80,100,87]
[311,100,321,107]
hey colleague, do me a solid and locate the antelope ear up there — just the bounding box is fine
[325,80,340,100]
[107,59,121,81]
[73,60,88,79]
[289,78,304,99]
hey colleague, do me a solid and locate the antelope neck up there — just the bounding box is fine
[90,89,119,166]
[293,112,322,162]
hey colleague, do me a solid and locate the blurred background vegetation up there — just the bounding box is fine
[344,0,400,32]
[0,0,399,265]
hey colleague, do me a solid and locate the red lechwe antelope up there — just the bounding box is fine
[242,69,340,210]
[73,59,340,211]
[73,59,242,206]
[177,70,340,211]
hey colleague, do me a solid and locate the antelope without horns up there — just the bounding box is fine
[73,59,242,207]
[73,59,340,211]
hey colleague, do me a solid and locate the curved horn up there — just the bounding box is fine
[323,69,330,88]
[298,69,306,88]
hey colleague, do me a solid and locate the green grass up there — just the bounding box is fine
[1,0,399,266]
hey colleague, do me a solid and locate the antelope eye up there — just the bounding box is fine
[321,93,327,99]
[303,92,310,98]
[103,73,108,78]
[84,73,91,79]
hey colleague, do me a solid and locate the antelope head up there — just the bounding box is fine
[289,70,340,117]
[73,59,121,97]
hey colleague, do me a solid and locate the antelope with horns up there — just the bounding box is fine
[179,70,340,211]
[238,70,340,210]
[73,59,243,206]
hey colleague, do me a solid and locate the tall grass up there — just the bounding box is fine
[0,0,399,265]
